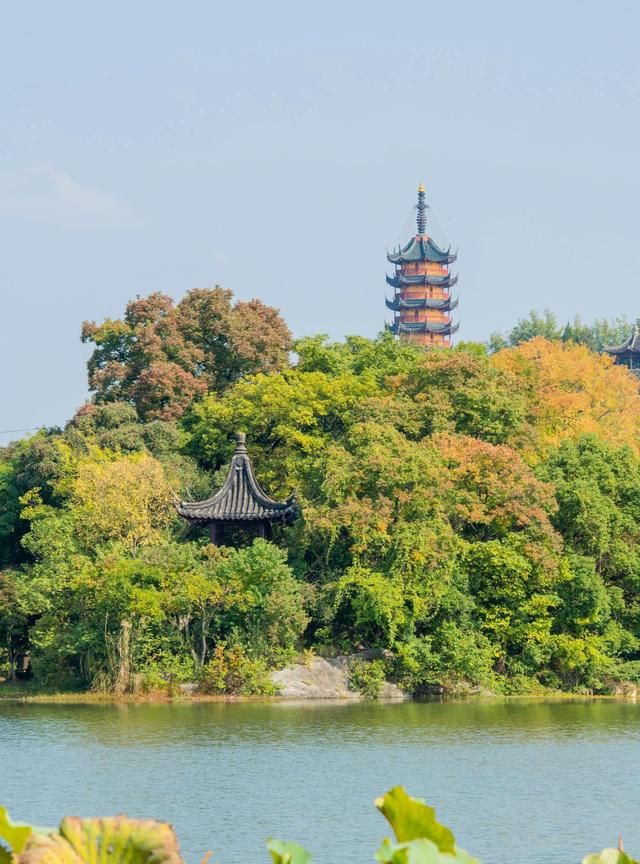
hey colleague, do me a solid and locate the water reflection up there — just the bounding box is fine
[1,699,639,864]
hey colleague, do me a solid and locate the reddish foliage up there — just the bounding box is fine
[81,287,291,420]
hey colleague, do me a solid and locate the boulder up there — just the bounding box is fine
[271,655,406,700]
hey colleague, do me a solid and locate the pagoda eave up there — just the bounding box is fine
[385,273,459,289]
[386,235,456,266]
[385,296,459,312]
[391,320,460,336]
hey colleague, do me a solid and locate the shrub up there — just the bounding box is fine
[348,658,386,699]
[199,644,275,696]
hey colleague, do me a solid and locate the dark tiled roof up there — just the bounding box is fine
[390,320,460,336]
[177,433,298,524]
[604,322,640,356]
[386,273,458,289]
[387,235,457,265]
[385,296,458,312]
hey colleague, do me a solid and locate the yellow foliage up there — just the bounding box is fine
[72,453,174,551]
[492,337,640,458]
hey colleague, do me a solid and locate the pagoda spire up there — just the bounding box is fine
[416,183,428,234]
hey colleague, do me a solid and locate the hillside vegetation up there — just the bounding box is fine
[2,292,640,696]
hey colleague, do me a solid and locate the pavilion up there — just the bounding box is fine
[176,432,299,544]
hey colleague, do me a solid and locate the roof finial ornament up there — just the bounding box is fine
[235,431,247,452]
[416,183,428,235]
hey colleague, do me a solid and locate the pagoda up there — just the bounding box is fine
[177,432,299,545]
[386,184,459,347]
[603,321,640,374]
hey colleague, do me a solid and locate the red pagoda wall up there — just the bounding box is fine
[397,250,452,348]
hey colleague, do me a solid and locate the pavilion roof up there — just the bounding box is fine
[177,433,298,524]
[604,321,640,356]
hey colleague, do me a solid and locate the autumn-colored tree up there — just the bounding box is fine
[71,452,174,552]
[492,337,640,457]
[81,287,291,420]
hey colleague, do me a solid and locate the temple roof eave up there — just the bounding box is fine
[176,502,297,524]
[386,273,459,289]
[386,235,457,265]
[390,320,461,336]
[604,323,640,356]
[385,296,459,312]
[177,435,299,525]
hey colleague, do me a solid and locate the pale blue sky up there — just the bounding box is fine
[2,0,640,436]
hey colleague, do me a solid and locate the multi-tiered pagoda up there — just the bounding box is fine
[386,184,459,347]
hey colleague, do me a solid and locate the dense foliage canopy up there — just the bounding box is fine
[81,288,291,421]
[2,293,640,695]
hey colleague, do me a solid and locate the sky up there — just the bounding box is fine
[2,0,640,438]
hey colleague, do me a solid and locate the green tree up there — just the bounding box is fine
[489,309,632,354]
[488,309,561,351]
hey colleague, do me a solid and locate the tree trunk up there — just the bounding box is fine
[114,619,132,694]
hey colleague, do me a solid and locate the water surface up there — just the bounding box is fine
[1,699,639,864]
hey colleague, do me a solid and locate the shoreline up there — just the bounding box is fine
[1,688,637,706]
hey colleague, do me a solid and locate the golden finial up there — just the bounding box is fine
[418,182,425,193]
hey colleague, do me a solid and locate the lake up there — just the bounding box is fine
[1,699,639,864]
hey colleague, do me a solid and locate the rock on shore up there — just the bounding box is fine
[271,655,406,700]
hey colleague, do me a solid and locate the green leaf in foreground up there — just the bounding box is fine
[375,787,455,851]
[17,816,183,864]
[0,806,34,854]
[376,837,478,864]
[266,838,312,864]
[584,850,640,864]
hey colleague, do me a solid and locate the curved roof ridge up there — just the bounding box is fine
[387,234,456,265]
[604,320,640,355]
[177,433,297,524]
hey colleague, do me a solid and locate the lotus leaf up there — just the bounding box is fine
[375,788,456,851]
[17,817,182,864]
[0,806,35,855]
[376,837,479,864]
[266,838,312,864]
[584,851,639,864]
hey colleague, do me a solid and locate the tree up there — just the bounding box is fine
[561,316,631,352]
[492,337,640,457]
[71,452,174,552]
[538,435,640,647]
[394,347,527,444]
[488,310,632,354]
[213,540,309,663]
[0,570,30,679]
[488,309,561,351]
[81,287,291,420]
